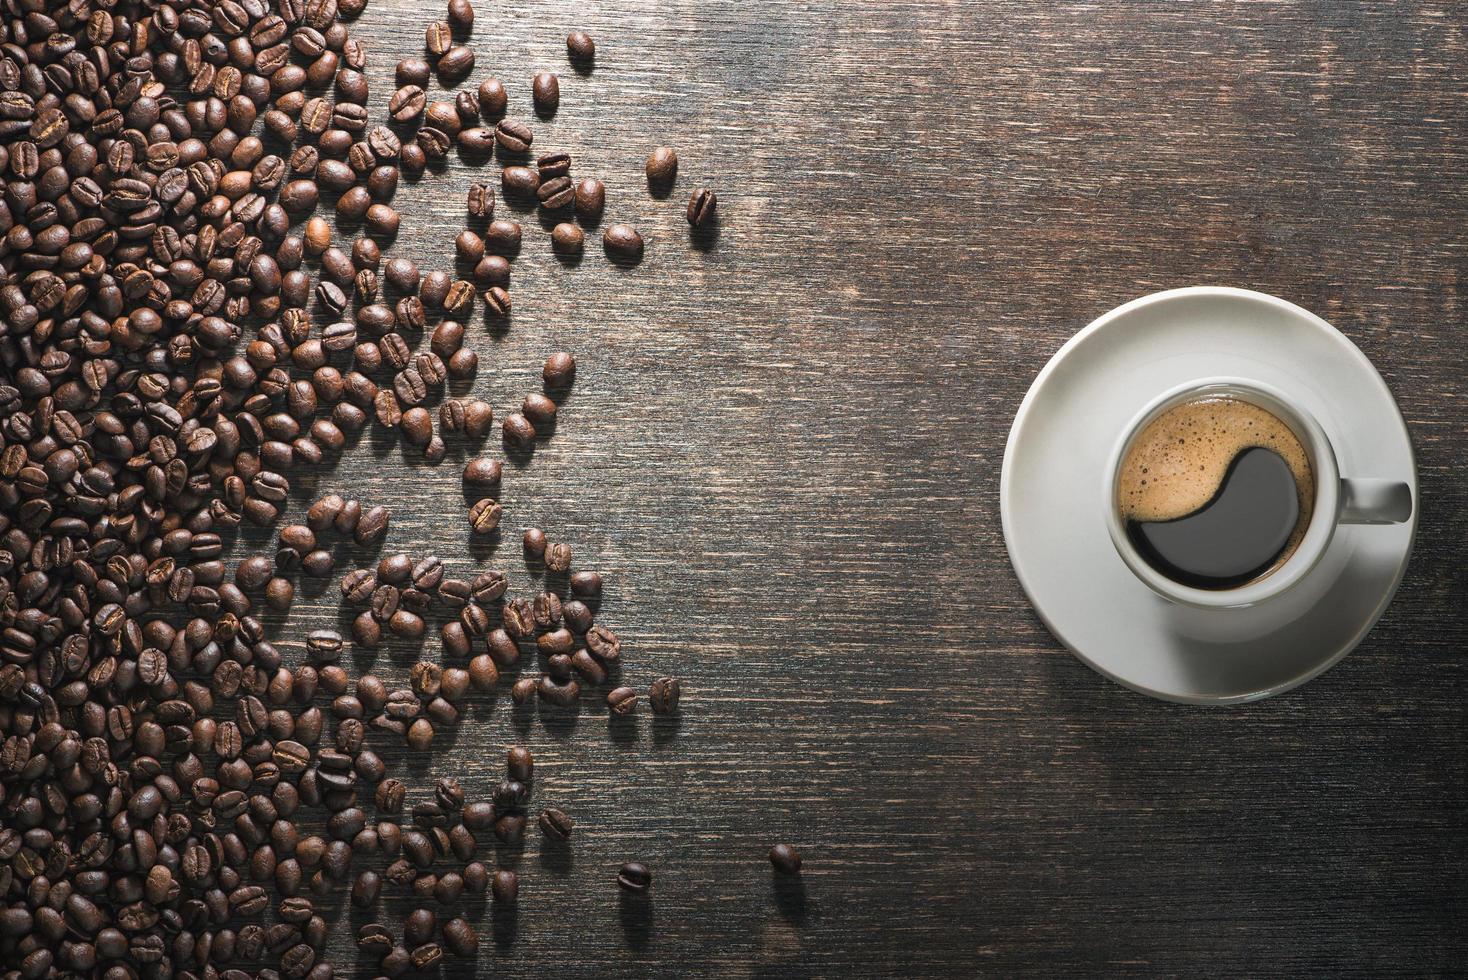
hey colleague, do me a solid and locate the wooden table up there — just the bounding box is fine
[286,1,1468,975]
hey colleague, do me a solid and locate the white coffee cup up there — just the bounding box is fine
[1103,377,1413,609]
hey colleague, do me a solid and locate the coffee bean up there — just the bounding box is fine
[491,869,518,904]
[540,176,575,210]
[443,917,477,957]
[507,746,534,781]
[606,686,638,716]
[458,124,497,154]
[523,392,557,426]
[495,119,534,153]
[545,542,573,573]
[650,676,681,714]
[485,219,523,256]
[567,31,595,63]
[532,73,560,116]
[603,223,644,262]
[447,0,474,27]
[468,499,503,534]
[480,286,510,318]
[467,182,495,219]
[390,85,426,121]
[425,21,452,54]
[479,78,508,118]
[769,843,803,874]
[570,570,603,598]
[646,146,678,187]
[542,351,577,389]
[523,527,548,555]
[439,46,476,82]
[538,152,572,179]
[463,457,502,488]
[503,413,536,448]
[539,808,574,841]
[502,165,539,197]
[687,187,718,226]
[574,178,606,222]
[617,862,652,892]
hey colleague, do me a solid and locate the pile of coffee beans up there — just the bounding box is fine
[0,0,709,974]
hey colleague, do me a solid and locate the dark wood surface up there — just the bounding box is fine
[265,1,1468,975]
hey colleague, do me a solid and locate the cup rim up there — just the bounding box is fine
[1103,376,1341,609]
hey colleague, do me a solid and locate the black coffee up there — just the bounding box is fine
[1117,396,1315,590]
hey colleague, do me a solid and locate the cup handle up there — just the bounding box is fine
[1339,479,1413,525]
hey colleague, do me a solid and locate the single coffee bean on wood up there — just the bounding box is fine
[769,843,803,875]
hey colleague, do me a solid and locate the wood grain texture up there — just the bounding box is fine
[249,1,1468,976]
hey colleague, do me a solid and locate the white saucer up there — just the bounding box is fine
[1000,287,1418,704]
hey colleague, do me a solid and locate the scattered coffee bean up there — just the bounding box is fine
[544,351,577,387]
[479,78,509,118]
[539,808,574,841]
[617,862,653,892]
[567,30,596,63]
[650,676,682,714]
[491,870,519,904]
[687,188,718,226]
[769,844,803,875]
[503,413,537,448]
[552,222,584,255]
[469,498,504,534]
[646,146,679,187]
[606,686,638,716]
[574,178,606,222]
[603,223,645,262]
[545,542,573,573]
[532,72,560,116]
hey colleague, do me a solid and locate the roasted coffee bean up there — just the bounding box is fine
[567,31,595,63]
[571,649,607,685]
[491,869,518,904]
[570,570,603,598]
[551,222,584,255]
[495,119,534,153]
[543,351,577,388]
[502,165,539,197]
[586,624,621,660]
[769,843,803,874]
[468,655,500,691]
[574,178,606,222]
[468,498,503,535]
[482,286,511,318]
[479,78,509,118]
[523,392,557,426]
[448,0,474,26]
[545,542,573,573]
[564,599,594,633]
[467,182,495,219]
[532,72,560,116]
[617,862,652,892]
[538,808,573,841]
[442,916,477,956]
[439,46,476,82]
[538,675,580,707]
[606,686,638,715]
[603,223,644,262]
[425,21,452,54]
[523,527,549,555]
[503,413,536,448]
[463,457,503,489]
[646,146,678,187]
[650,676,681,714]
[538,152,572,179]
[511,677,538,704]
[485,219,522,255]
[687,187,718,226]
